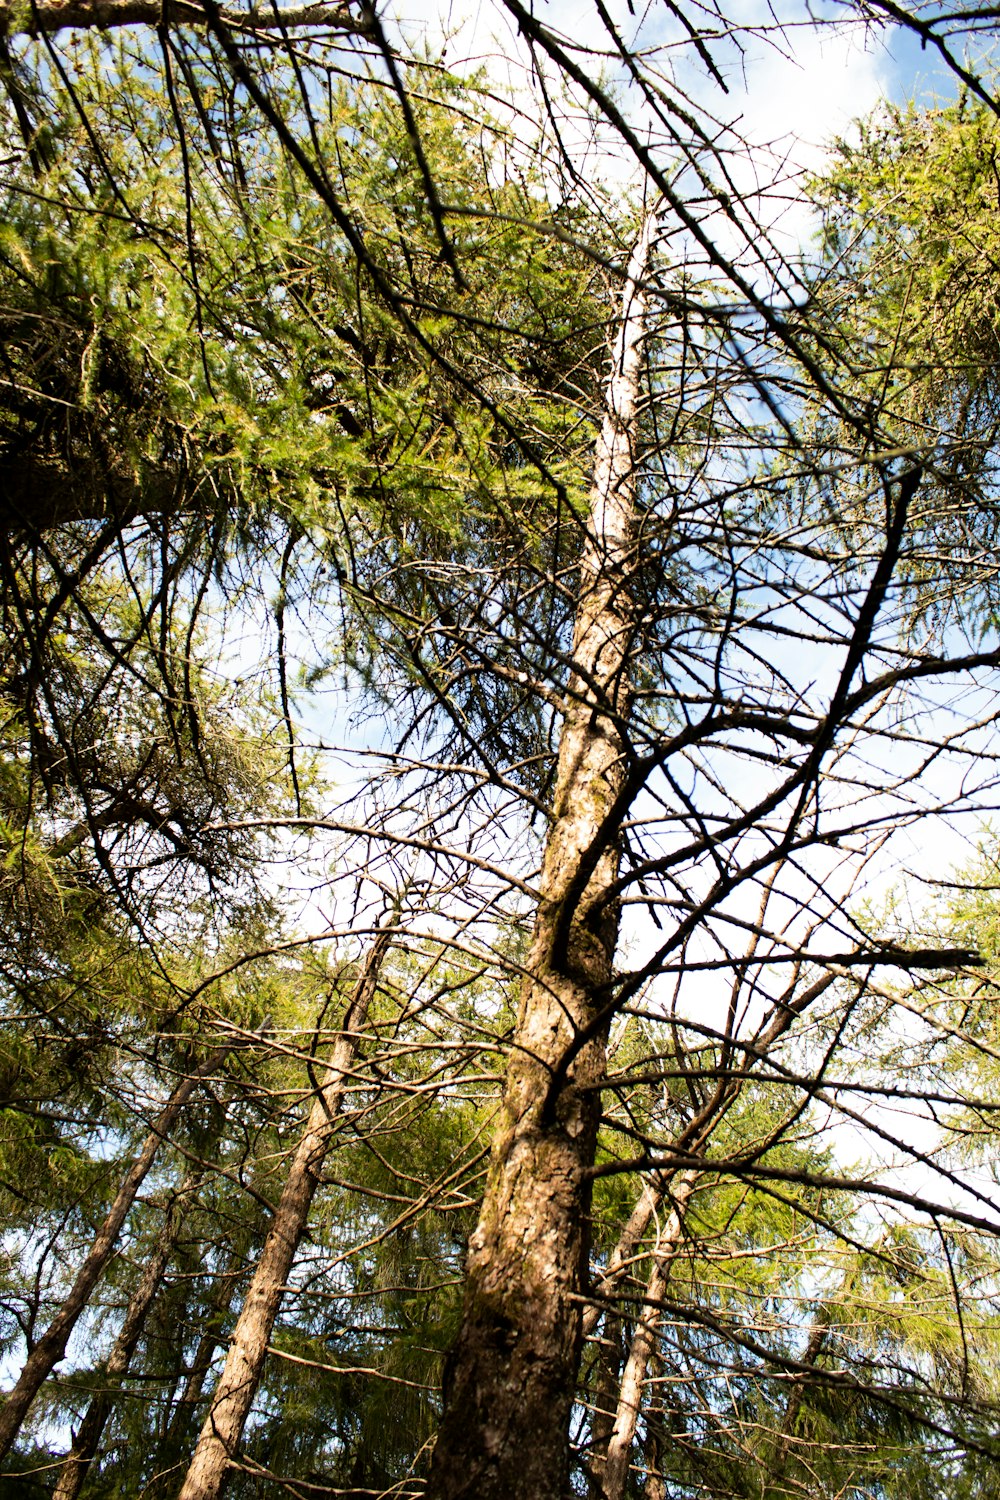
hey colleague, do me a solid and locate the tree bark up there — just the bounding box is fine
[0,1035,246,1462]
[583,971,836,1328]
[176,930,390,1500]
[0,460,187,538]
[51,1175,198,1500]
[588,1310,623,1500]
[425,208,659,1500]
[643,1344,668,1500]
[599,1172,697,1500]
[0,0,366,37]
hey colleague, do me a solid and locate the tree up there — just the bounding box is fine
[50,1171,199,1500]
[423,202,658,1500]
[3,7,1000,1499]
[178,924,392,1500]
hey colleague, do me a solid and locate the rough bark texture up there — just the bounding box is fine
[0,1038,241,1461]
[51,1178,196,1500]
[0,0,365,35]
[176,932,390,1500]
[0,460,185,537]
[425,210,658,1500]
[599,1172,697,1500]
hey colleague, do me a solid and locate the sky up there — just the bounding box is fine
[386,0,963,234]
[324,2,1000,1210]
[290,0,985,913]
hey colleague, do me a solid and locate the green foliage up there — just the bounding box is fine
[815,95,1000,414]
[2,22,1000,1500]
[808,91,1000,637]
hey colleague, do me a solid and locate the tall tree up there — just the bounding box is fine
[178,925,392,1500]
[424,205,658,1500]
[50,1172,199,1500]
[0,1027,264,1460]
[2,10,1000,1500]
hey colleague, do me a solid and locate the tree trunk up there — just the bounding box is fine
[581,970,837,1497]
[51,1175,198,1500]
[588,1311,624,1500]
[643,1344,668,1500]
[425,208,659,1500]
[599,1172,697,1500]
[583,1175,665,1341]
[151,1248,243,1490]
[762,1317,828,1498]
[0,1035,246,1462]
[582,971,836,1349]
[164,1313,229,1452]
[176,930,391,1500]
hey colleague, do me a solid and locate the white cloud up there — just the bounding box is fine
[734,21,887,158]
[386,0,898,262]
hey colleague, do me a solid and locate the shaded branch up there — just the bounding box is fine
[0,0,369,37]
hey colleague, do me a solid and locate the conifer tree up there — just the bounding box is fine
[2,11,1000,1499]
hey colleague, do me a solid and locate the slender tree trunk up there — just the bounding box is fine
[778,1319,826,1443]
[583,1175,665,1341]
[582,972,837,1498]
[599,1172,697,1500]
[0,1035,246,1461]
[588,1310,624,1500]
[643,1345,668,1500]
[51,1175,199,1500]
[582,972,835,1347]
[164,1274,236,1452]
[426,208,659,1500]
[762,1317,828,1498]
[585,1177,676,1496]
[176,930,391,1500]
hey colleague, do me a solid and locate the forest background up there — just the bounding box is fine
[2,1,1000,1498]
